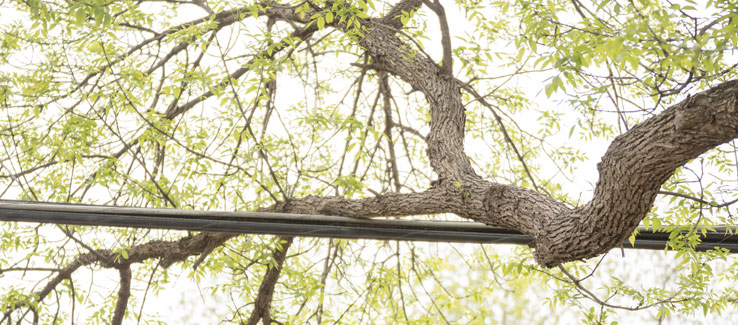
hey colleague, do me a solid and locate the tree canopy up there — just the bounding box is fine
[1,0,737,323]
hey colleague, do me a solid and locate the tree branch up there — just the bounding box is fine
[275,187,453,218]
[484,79,738,267]
[361,4,474,181]
[355,0,738,267]
[112,265,132,325]
[246,237,293,325]
[422,0,453,75]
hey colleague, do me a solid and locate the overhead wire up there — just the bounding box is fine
[0,200,736,253]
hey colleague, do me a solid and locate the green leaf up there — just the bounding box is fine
[93,6,104,26]
[317,16,325,30]
[75,8,87,25]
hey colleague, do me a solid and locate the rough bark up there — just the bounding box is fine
[531,81,738,266]
[363,11,476,181]
[349,0,738,267]
[4,3,737,325]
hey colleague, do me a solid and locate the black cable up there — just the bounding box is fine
[0,200,736,252]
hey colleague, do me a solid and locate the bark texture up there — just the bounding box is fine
[345,0,738,267]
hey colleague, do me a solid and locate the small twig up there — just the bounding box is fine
[57,225,112,264]
[657,190,738,209]
[457,81,544,193]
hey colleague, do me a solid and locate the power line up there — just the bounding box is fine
[0,200,736,252]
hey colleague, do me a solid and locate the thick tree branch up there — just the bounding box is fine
[357,1,738,266]
[484,80,738,266]
[362,2,474,181]
[275,187,453,218]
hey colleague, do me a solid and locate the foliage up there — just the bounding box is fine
[0,0,737,323]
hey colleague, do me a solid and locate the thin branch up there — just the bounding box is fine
[658,190,738,209]
[111,265,132,325]
[422,0,453,75]
[457,82,543,193]
[380,72,402,192]
[554,266,687,311]
[246,237,294,325]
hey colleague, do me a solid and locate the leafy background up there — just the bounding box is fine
[0,0,737,323]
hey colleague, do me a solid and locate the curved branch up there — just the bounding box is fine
[355,0,738,267]
[484,80,738,267]
[112,265,132,325]
[361,1,474,181]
